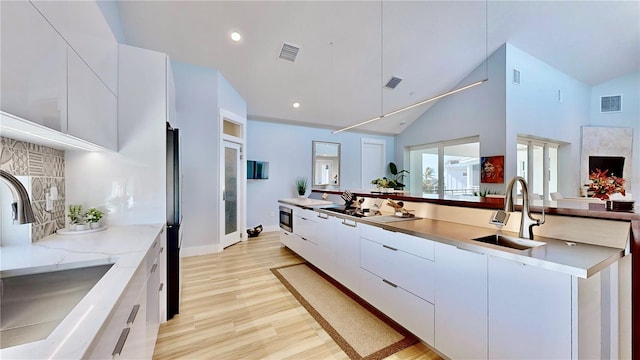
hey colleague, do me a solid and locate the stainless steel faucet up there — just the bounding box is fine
[0,169,36,224]
[504,176,545,239]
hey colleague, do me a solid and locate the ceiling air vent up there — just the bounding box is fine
[385,76,403,89]
[600,95,622,113]
[279,43,299,62]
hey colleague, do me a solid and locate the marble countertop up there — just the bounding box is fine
[0,224,164,359]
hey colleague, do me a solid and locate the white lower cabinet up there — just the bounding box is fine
[87,263,147,359]
[359,223,436,345]
[332,216,361,295]
[359,267,435,345]
[488,255,572,359]
[88,235,165,359]
[434,242,488,360]
[313,213,336,277]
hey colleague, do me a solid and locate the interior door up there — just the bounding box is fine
[222,141,241,248]
[361,138,386,189]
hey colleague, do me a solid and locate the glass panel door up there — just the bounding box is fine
[222,141,241,248]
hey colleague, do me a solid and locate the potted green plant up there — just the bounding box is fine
[85,207,104,229]
[295,177,308,197]
[68,204,87,231]
[371,177,398,193]
[389,162,409,190]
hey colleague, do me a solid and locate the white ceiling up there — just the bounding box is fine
[117,1,640,135]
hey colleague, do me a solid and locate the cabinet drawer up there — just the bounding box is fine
[360,223,434,260]
[293,215,317,243]
[361,237,434,302]
[360,268,435,345]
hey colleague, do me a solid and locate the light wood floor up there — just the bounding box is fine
[153,232,442,360]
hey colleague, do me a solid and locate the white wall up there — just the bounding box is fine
[246,119,394,230]
[589,71,639,199]
[505,44,591,197]
[172,61,247,255]
[65,45,167,225]
[395,44,507,194]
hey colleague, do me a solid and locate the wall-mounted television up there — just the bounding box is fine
[247,160,269,179]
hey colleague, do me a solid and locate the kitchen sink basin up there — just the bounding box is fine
[0,263,113,349]
[471,234,546,251]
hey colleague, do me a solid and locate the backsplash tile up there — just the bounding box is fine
[1,136,65,241]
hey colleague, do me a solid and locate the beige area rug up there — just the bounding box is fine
[271,263,418,360]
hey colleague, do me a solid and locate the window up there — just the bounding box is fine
[517,137,559,200]
[409,137,480,196]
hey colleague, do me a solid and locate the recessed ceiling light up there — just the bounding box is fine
[230,32,242,42]
[292,102,301,108]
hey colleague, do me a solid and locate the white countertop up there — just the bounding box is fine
[279,197,335,207]
[0,224,164,359]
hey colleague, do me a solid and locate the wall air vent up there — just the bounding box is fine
[385,76,403,89]
[279,43,300,62]
[600,95,622,113]
[512,69,521,85]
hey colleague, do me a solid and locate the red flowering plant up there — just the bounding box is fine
[587,168,625,200]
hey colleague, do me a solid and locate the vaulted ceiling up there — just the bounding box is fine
[117,1,640,134]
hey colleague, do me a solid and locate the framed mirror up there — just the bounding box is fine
[312,141,341,187]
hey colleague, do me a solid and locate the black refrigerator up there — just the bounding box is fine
[166,123,182,319]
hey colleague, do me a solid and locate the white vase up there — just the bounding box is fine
[90,222,101,229]
[73,223,88,231]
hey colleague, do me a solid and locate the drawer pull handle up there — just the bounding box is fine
[152,240,158,248]
[456,246,484,256]
[317,213,329,219]
[382,279,398,288]
[341,220,357,228]
[283,232,289,236]
[112,328,130,356]
[382,244,398,251]
[159,283,164,292]
[160,246,164,254]
[301,217,308,221]
[127,304,140,325]
[301,237,308,241]
[151,263,158,273]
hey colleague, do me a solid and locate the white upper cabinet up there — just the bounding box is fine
[68,51,118,150]
[31,0,118,94]
[0,1,67,131]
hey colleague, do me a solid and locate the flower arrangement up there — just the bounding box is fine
[371,177,398,189]
[85,208,104,223]
[587,168,625,200]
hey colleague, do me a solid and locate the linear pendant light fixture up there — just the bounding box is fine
[333,1,489,134]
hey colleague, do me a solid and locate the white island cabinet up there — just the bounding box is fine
[332,216,361,295]
[277,201,625,359]
[434,242,488,359]
[488,255,572,359]
[0,1,67,131]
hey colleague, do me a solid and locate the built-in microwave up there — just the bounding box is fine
[279,206,293,232]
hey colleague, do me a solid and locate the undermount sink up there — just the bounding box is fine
[472,234,546,251]
[0,263,113,349]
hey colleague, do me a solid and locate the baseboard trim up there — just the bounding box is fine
[181,243,223,257]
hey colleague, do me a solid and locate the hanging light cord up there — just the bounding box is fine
[380,0,384,117]
[333,0,489,134]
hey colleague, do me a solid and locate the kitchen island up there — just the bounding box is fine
[0,224,164,359]
[280,192,635,359]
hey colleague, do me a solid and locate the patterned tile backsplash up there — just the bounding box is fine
[0,136,65,241]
